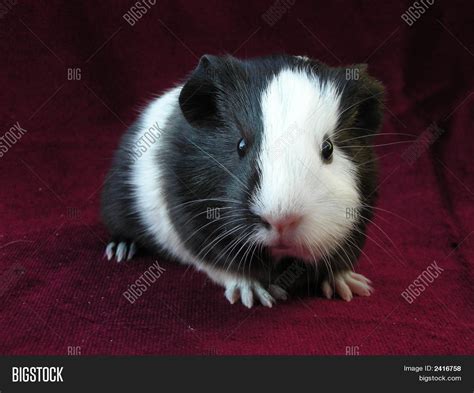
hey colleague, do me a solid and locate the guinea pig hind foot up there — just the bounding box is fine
[104,240,137,262]
[321,271,373,302]
[224,279,288,308]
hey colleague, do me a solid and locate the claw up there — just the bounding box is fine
[105,242,116,260]
[269,284,288,301]
[321,280,333,299]
[116,242,127,262]
[224,284,240,304]
[223,280,278,308]
[105,241,137,262]
[240,283,254,308]
[321,271,372,301]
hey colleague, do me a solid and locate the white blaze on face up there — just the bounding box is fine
[251,68,361,259]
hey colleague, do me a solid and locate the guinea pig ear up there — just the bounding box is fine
[179,55,221,127]
[349,64,385,137]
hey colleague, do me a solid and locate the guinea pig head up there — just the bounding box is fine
[178,55,384,267]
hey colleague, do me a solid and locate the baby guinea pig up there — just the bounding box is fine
[101,54,384,308]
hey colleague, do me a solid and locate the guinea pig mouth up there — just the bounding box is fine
[269,243,313,260]
[271,245,294,254]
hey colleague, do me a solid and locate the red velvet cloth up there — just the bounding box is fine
[1,0,473,355]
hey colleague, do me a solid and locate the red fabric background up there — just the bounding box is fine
[0,0,473,355]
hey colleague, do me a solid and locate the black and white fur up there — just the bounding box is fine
[101,54,384,307]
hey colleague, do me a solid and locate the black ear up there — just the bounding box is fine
[179,55,221,127]
[353,65,385,136]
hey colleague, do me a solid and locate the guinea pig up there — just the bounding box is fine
[101,54,384,308]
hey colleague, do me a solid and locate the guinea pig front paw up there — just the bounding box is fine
[224,279,287,308]
[321,271,373,302]
[104,241,137,262]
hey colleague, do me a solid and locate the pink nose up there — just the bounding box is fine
[264,214,302,235]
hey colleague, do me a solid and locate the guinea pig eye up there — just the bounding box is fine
[237,138,248,157]
[321,139,333,161]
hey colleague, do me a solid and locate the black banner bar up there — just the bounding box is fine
[0,356,472,392]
